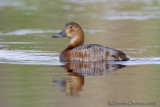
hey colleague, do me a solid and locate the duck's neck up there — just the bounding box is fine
[67,34,84,50]
[61,33,84,55]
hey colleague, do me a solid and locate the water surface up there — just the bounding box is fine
[0,0,160,107]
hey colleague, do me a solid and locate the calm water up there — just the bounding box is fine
[0,0,160,107]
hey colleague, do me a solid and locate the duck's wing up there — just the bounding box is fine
[70,44,129,62]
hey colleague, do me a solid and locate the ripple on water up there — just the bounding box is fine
[0,50,62,65]
[62,0,106,4]
[0,29,105,36]
[0,50,160,65]
[0,0,38,11]
[0,0,24,7]
[0,42,32,44]
[102,11,160,21]
[0,29,60,36]
[108,57,160,65]
[62,0,159,4]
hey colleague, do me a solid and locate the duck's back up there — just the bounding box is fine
[64,44,129,62]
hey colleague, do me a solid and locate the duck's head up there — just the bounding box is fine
[52,22,84,39]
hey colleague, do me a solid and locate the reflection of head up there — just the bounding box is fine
[55,62,125,96]
[55,72,84,96]
[65,72,84,96]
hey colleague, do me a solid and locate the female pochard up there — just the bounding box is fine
[52,22,129,62]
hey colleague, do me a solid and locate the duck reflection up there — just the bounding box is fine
[55,62,125,96]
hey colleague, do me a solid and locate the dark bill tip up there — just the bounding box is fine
[52,29,66,38]
[52,35,61,38]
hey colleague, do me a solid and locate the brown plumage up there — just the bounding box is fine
[52,22,129,62]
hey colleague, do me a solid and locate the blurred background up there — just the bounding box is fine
[0,0,160,107]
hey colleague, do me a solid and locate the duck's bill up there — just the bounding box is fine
[52,29,66,38]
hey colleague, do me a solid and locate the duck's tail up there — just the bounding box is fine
[118,51,130,61]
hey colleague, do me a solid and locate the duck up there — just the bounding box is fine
[52,22,129,62]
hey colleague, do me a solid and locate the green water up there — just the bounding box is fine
[0,0,160,107]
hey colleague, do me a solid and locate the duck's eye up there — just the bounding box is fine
[69,26,72,29]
